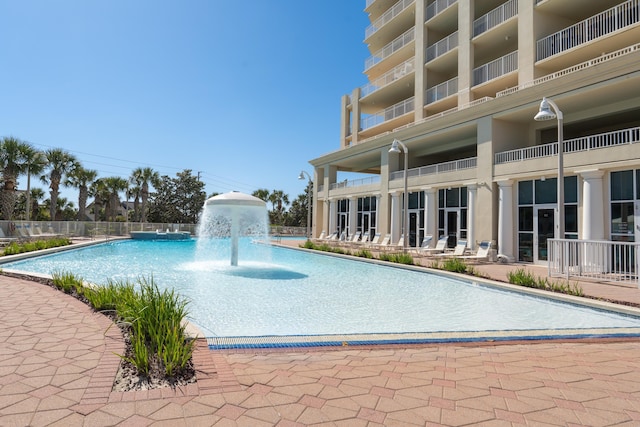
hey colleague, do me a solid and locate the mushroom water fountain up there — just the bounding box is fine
[197,191,269,266]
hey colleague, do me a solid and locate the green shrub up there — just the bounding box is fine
[354,249,374,259]
[379,252,414,265]
[84,276,195,379]
[2,237,71,256]
[51,270,84,294]
[507,267,583,296]
[507,268,538,287]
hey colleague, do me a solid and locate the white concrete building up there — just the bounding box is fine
[309,0,640,265]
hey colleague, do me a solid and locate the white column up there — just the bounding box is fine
[390,191,401,244]
[580,170,605,240]
[323,199,330,236]
[329,199,337,235]
[348,196,358,236]
[466,184,477,251]
[375,194,381,236]
[497,180,514,261]
[424,188,437,246]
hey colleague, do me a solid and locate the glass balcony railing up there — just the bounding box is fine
[365,0,415,40]
[426,31,458,62]
[365,27,415,70]
[537,0,640,61]
[473,51,518,86]
[473,0,518,37]
[426,0,457,21]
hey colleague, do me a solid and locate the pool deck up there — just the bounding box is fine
[1,242,640,426]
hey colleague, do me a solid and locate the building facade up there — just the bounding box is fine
[309,0,640,263]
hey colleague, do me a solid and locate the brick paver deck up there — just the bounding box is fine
[1,251,640,425]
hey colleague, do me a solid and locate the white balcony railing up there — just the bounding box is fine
[495,127,640,164]
[426,76,458,104]
[426,0,457,21]
[361,59,415,98]
[329,176,381,191]
[390,157,477,181]
[365,0,415,40]
[498,42,640,97]
[537,0,640,61]
[549,239,640,287]
[361,97,414,130]
[473,0,518,37]
[426,31,458,62]
[473,51,517,86]
[365,27,415,71]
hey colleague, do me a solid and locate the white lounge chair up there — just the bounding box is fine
[366,233,381,247]
[434,239,467,258]
[412,235,433,256]
[342,232,361,247]
[459,240,492,261]
[420,236,448,255]
[370,233,391,250]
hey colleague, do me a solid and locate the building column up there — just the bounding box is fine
[322,199,330,236]
[580,170,605,240]
[466,184,477,251]
[424,188,437,246]
[329,199,337,235]
[390,191,401,244]
[348,196,358,236]
[375,194,382,236]
[497,180,515,261]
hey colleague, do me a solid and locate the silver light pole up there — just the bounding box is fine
[534,97,564,239]
[389,139,409,252]
[298,171,312,240]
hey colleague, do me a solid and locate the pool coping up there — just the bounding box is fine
[4,238,640,350]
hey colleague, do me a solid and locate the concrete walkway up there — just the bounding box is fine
[2,255,640,425]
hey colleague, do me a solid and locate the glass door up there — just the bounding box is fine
[535,207,555,262]
[445,210,458,248]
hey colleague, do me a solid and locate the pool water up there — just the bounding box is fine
[3,239,640,343]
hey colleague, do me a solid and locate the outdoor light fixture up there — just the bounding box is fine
[388,139,409,251]
[534,97,564,239]
[298,170,312,240]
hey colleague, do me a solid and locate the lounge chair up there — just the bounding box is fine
[458,240,492,261]
[420,236,448,255]
[313,231,326,242]
[383,234,405,251]
[341,232,361,247]
[0,227,17,245]
[412,235,433,256]
[365,233,381,247]
[370,233,391,250]
[434,239,467,258]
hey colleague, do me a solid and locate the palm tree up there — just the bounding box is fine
[268,190,289,226]
[102,176,129,221]
[0,137,35,220]
[90,178,109,221]
[65,165,98,221]
[28,188,46,220]
[41,148,77,221]
[252,188,270,202]
[131,167,160,223]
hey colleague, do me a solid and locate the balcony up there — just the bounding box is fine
[537,0,640,61]
[329,176,381,191]
[365,27,415,73]
[361,59,415,98]
[365,0,415,41]
[390,157,478,181]
[494,127,640,164]
[473,0,518,37]
[473,51,517,86]
[426,31,458,62]
[426,77,458,104]
[426,0,457,21]
[361,97,415,131]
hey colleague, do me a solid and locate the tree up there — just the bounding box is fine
[268,190,289,226]
[90,178,110,221]
[102,176,128,221]
[0,137,35,220]
[131,167,160,223]
[21,145,47,221]
[148,169,206,224]
[65,165,98,221]
[43,196,76,221]
[252,188,270,202]
[41,148,77,221]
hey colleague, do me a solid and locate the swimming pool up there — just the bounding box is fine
[3,239,640,348]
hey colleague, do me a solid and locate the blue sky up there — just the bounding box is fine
[0,1,370,206]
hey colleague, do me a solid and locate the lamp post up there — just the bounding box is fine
[389,139,409,251]
[534,97,564,239]
[298,170,312,240]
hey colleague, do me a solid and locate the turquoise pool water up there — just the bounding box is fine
[3,239,640,346]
